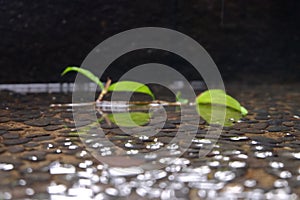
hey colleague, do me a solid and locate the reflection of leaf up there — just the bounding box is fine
[197,104,242,127]
[61,66,104,90]
[196,89,248,115]
[108,81,155,100]
[107,112,150,127]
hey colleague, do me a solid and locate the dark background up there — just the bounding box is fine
[0,0,299,84]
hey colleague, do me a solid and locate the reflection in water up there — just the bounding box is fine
[196,104,243,127]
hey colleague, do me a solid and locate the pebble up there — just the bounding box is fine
[3,138,31,145]
[24,119,50,127]
[2,132,20,139]
[267,126,291,132]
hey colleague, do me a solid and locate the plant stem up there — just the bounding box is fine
[97,77,111,102]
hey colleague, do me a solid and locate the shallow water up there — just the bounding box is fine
[0,84,299,199]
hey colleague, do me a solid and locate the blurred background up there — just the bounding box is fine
[0,0,299,85]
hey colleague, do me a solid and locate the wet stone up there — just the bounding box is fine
[25,132,50,138]
[43,125,63,131]
[24,119,50,127]
[0,117,10,123]
[2,132,20,139]
[33,135,55,142]
[23,142,40,148]
[267,125,291,132]
[282,121,294,127]
[250,123,269,129]
[7,146,25,153]
[3,137,31,145]
[0,130,8,135]
[8,127,23,131]
[240,128,264,134]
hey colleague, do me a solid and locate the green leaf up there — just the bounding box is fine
[196,104,242,127]
[107,112,150,127]
[61,66,104,90]
[108,81,155,100]
[176,91,189,104]
[196,89,248,115]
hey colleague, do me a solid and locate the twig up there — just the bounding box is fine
[97,77,111,102]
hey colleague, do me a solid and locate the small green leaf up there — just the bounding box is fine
[197,104,242,127]
[108,81,155,100]
[196,89,248,115]
[176,91,189,104]
[107,112,150,127]
[61,66,104,90]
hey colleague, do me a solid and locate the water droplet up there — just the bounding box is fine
[68,187,93,197]
[292,152,300,159]
[269,161,284,169]
[127,149,139,154]
[19,179,26,186]
[146,142,164,150]
[25,188,34,196]
[229,161,246,168]
[244,179,257,187]
[214,171,236,181]
[279,171,292,179]
[208,161,220,167]
[254,151,273,158]
[105,187,119,196]
[0,163,14,171]
[47,182,67,194]
[49,161,76,174]
[230,136,248,141]
[274,179,288,188]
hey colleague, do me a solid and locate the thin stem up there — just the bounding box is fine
[97,77,112,102]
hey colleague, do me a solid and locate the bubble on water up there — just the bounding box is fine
[49,161,76,174]
[139,135,150,140]
[255,145,264,150]
[146,142,164,150]
[244,179,257,188]
[254,151,273,158]
[279,171,292,179]
[208,161,220,167]
[159,157,190,166]
[165,165,181,172]
[167,143,179,150]
[235,154,248,159]
[274,179,288,188]
[161,189,175,200]
[79,160,93,169]
[0,163,14,171]
[19,179,26,186]
[138,170,167,181]
[136,187,148,197]
[127,149,139,154]
[25,188,34,196]
[47,182,67,194]
[269,161,284,169]
[223,184,244,193]
[175,173,206,182]
[118,183,132,196]
[229,161,246,168]
[68,187,93,197]
[105,187,119,196]
[215,171,236,181]
[144,153,157,160]
[292,152,300,159]
[0,192,12,200]
[108,167,144,177]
